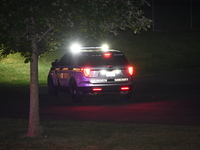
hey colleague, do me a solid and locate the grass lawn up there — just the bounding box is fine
[1,30,200,88]
[0,118,200,150]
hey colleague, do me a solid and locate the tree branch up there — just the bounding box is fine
[38,25,55,43]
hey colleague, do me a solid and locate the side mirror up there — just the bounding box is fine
[51,59,59,67]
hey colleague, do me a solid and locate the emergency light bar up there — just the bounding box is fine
[70,43,109,53]
[81,47,102,49]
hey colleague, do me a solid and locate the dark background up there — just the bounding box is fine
[143,0,200,31]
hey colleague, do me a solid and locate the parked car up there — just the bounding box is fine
[48,45,134,102]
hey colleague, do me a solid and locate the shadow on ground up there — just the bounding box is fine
[1,68,200,125]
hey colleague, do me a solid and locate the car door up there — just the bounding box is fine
[57,52,74,86]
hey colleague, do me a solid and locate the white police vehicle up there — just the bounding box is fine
[48,44,134,102]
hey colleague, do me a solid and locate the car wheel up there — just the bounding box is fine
[70,79,82,103]
[120,92,132,101]
[47,75,57,97]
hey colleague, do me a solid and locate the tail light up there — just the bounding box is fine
[93,88,102,91]
[81,68,91,77]
[128,66,134,76]
[121,87,129,91]
[103,52,112,58]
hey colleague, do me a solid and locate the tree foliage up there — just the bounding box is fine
[0,0,151,137]
[1,0,151,59]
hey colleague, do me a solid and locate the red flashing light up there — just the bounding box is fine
[121,87,129,91]
[104,52,112,58]
[128,66,134,76]
[93,88,102,91]
[81,68,91,77]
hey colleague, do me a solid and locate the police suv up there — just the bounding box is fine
[47,45,134,102]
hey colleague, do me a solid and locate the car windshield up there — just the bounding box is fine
[78,52,129,66]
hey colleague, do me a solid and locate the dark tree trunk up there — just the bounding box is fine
[26,37,40,137]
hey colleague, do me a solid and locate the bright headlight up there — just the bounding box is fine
[101,44,109,51]
[70,43,81,53]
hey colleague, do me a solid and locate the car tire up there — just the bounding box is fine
[69,79,82,103]
[47,75,57,97]
[120,92,132,101]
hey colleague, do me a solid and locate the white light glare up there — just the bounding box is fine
[70,43,81,53]
[101,44,109,51]
[115,70,121,74]
[100,70,107,75]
